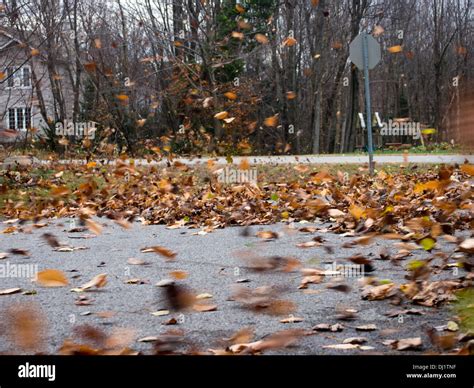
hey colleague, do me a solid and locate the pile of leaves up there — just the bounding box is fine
[1,160,473,236]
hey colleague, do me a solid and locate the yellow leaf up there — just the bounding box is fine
[349,204,365,220]
[419,237,436,251]
[36,269,68,287]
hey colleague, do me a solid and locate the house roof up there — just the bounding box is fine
[0,27,71,66]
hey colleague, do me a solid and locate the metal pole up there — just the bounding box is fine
[362,32,374,176]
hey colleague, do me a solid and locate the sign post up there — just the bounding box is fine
[349,32,381,176]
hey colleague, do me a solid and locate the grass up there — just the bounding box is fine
[0,167,106,209]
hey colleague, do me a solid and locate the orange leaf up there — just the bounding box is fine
[36,269,68,287]
[283,37,297,47]
[460,164,474,176]
[388,45,403,53]
[231,31,244,40]
[51,186,70,197]
[117,94,129,102]
[235,4,245,13]
[170,270,188,280]
[414,180,440,194]
[255,34,269,44]
[224,92,238,100]
[239,158,250,170]
[264,115,278,127]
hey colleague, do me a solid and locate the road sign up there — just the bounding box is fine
[349,32,381,70]
[349,32,381,176]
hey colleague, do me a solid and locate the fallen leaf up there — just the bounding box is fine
[151,310,170,317]
[356,324,378,331]
[192,303,217,312]
[36,269,69,287]
[75,274,107,291]
[0,287,22,295]
[141,246,177,260]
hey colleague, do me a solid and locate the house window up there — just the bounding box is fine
[8,107,31,130]
[6,66,32,88]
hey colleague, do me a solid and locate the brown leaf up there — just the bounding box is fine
[256,231,278,240]
[141,246,177,260]
[42,233,61,248]
[361,283,396,300]
[7,304,45,351]
[396,337,422,351]
[86,219,103,235]
[356,324,378,331]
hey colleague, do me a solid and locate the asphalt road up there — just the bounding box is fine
[0,219,467,355]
